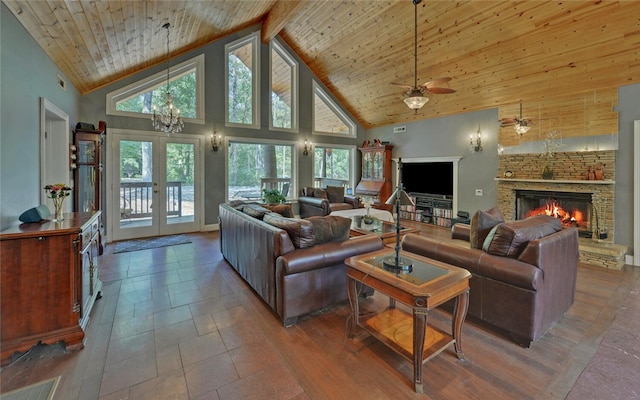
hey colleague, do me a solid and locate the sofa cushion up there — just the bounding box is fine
[325,186,345,204]
[263,213,316,248]
[470,206,505,249]
[483,215,562,258]
[262,203,294,218]
[242,204,271,220]
[313,188,328,199]
[306,215,351,244]
[303,186,315,197]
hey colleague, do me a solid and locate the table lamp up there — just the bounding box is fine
[383,158,416,273]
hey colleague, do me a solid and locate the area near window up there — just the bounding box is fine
[313,145,355,192]
[106,55,205,124]
[227,139,296,203]
[226,32,260,128]
[312,81,356,137]
[270,39,298,132]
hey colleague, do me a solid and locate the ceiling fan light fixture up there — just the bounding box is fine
[514,119,531,135]
[403,89,429,111]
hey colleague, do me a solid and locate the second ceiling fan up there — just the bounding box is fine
[392,0,455,113]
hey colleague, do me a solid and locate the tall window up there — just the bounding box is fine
[106,55,204,123]
[270,40,298,131]
[313,145,354,189]
[226,32,260,128]
[227,139,295,201]
[312,81,356,137]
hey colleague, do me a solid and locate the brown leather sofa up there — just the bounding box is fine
[219,203,383,326]
[401,214,579,347]
[298,186,360,218]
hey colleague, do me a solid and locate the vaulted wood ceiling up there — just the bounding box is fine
[3,0,639,129]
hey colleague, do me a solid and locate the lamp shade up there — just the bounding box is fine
[385,189,416,206]
[514,122,531,135]
[403,90,429,110]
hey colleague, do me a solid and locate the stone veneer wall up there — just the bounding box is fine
[497,150,616,242]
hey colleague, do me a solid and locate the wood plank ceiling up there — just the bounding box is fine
[3,0,639,129]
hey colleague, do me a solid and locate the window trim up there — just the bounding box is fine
[269,39,299,133]
[225,136,299,202]
[225,31,261,129]
[106,54,205,124]
[311,143,357,190]
[312,81,356,137]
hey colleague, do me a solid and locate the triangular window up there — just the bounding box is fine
[106,55,204,124]
[312,81,355,137]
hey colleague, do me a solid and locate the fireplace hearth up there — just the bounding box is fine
[516,190,593,238]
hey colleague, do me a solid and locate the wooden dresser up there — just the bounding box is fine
[0,212,102,366]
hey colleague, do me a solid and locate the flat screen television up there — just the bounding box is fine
[401,162,454,197]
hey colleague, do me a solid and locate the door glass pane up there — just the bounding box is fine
[78,165,96,212]
[166,142,195,224]
[120,140,153,228]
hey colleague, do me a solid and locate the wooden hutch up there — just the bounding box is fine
[355,144,393,210]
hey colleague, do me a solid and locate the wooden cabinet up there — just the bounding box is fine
[0,212,102,366]
[355,145,393,209]
[400,193,453,227]
[73,121,106,253]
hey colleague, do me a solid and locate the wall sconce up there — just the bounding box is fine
[210,131,221,152]
[470,127,482,152]
[303,140,311,156]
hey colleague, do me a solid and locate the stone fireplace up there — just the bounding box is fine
[497,150,626,269]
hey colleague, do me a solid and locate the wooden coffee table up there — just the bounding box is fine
[345,248,471,394]
[347,216,418,245]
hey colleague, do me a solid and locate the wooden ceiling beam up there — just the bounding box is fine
[261,0,304,44]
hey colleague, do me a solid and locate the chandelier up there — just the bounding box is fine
[152,22,184,135]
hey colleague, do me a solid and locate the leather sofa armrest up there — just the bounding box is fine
[451,223,471,242]
[344,194,360,208]
[298,196,327,207]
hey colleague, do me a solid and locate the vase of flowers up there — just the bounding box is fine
[44,183,72,221]
[360,196,375,224]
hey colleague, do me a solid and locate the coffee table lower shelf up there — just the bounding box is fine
[360,308,455,365]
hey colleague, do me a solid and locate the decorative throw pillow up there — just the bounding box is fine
[242,204,271,220]
[470,206,505,249]
[306,215,351,244]
[313,188,328,199]
[263,203,294,218]
[325,186,345,204]
[263,213,316,248]
[304,186,315,197]
[482,215,562,258]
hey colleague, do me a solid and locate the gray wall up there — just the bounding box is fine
[365,108,500,215]
[80,25,365,225]
[0,4,82,230]
[616,83,640,256]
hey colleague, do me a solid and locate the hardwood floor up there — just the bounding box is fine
[1,226,638,399]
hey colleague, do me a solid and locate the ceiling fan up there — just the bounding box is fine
[392,0,455,113]
[499,101,533,135]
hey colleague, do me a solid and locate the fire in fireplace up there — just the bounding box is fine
[516,190,593,238]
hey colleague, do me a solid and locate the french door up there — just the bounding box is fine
[109,130,203,241]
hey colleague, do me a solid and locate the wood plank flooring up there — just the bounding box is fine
[0,226,638,399]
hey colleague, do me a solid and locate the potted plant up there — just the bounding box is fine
[262,188,286,204]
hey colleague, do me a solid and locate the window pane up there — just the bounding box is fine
[228,142,293,201]
[313,146,351,187]
[228,42,254,125]
[115,71,197,118]
[166,143,195,224]
[314,91,349,134]
[271,47,292,129]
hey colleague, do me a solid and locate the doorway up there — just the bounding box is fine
[40,98,71,210]
[108,129,203,241]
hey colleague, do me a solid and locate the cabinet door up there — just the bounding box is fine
[362,152,372,179]
[76,137,99,212]
[372,151,383,180]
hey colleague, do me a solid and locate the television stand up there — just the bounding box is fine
[399,192,453,228]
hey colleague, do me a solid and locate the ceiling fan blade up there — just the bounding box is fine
[426,87,456,94]
[423,77,452,88]
[391,82,413,88]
